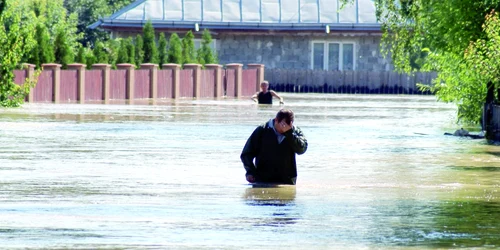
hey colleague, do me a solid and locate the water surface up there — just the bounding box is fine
[1,94,499,249]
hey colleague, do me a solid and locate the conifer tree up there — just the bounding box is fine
[158,32,168,68]
[93,41,108,63]
[125,37,135,65]
[142,21,158,64]
[181,30,196,64]
[75,46,86,65]
[54,27,74,68]
[135,34,144,67]
[167,33,182,65]
[32,22,55,68]
[196,29,217,66]
[116,38,129,64]
[85,47,96,69]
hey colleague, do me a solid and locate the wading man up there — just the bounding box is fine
[241,109,308,185]
[251,81,284,105]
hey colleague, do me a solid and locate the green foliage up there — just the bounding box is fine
[142,21,158,64]
[116,38,129,64]
[196,29,217,66]
[30,22,55,69]
[64,0,134,46]
[125,37,135,65]
[158,32,168,67]
[93,41,108,64]
[85,47,96,69]
[54,26,74,69]
[0,0,38,107]
[167,33,183,65]
[181,30,196,64]
[135,34,144,67]
[75,45,86,65]
[374,0,500,124]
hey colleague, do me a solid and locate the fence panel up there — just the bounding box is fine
[60,70,78,102]
[242,69,257,97]
[158,69,173,98]
[225,69,236,97]
[85,70,103,101]
[110,70,127,100]
[179,69,193,98]
[135,69,150,99]
[200,69,215,98]
[14,70,26,85]
[33,70,53,102]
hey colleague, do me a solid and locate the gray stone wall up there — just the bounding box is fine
[217,34,393,71]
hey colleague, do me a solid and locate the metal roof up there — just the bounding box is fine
[90,0,380,31]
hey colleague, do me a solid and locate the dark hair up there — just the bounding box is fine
[276,109,294,125]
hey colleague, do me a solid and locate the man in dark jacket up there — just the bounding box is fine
[241,109,308,185]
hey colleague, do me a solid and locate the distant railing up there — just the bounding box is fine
[265,69,437,94]
[14,63,264,104]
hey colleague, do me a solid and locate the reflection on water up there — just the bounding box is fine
[1,94,500,249]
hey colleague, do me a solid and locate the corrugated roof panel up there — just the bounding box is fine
[145,0,163,20]
[241,0,260,22]
[204,0,222,21]
[262,0,279,23]
[184,0,202,21]
[300,0,319,23]
[339,2,356,23]
[358,0,377,23]
[223,0,241,22]
[281,0,299,23]
[319,0,338,23]
[164,0,183,20]
[117,2,145,20]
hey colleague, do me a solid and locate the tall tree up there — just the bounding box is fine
[181,30,196,64]
[196,29,217,66]
[54,26,74,68]
[0,0,38,107]
[93,41,108,63]
[31,22,55,69]
[116,38,129,64]
[167,33,183,65]
[125,37,135,65]
[135,34,144,67]
[158,32,168,67]
[75,45,87,65]
[142,21,158,64]
[373,0,500,123]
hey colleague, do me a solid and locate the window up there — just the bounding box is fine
[311,41,355,70]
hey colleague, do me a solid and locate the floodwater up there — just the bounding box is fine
[1,93,500,249]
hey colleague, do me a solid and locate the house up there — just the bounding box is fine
[90,0,390,72]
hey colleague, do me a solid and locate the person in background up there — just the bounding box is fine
[251,81,284,105]
[241,109,308,185]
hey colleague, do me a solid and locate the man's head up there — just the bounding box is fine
[275,109,294,125]
[260,81,269,92]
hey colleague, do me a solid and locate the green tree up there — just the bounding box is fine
[167,33,183,65]
[30,22,55,68]
[125,37,135,65]
[116,38,129,64]
[196,29,217,65]
[0,0,38,107]
[135,34,144,67]
[181,30,196,64]
[85,47,96,69]
[143,21,158,64]
[75,45,87,65]
[54,26,74,68]
[158,32,168,67]
[93,41,108,63]
[373,0,500,124]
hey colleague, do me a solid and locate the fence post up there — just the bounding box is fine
[140,63,158,100]
[183,63,202,98]
[247,63,265,92]
[42,63,62,103]
[205,64,223,98]
[92,64,111,104]
[22,64,36,103]
[226,63,243,98]
[67,63,86,104]
[117,63,136,102]
[163,64,181,99]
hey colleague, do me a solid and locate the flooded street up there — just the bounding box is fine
[1,93,500,249]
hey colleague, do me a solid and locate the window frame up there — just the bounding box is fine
[310,40,356,71]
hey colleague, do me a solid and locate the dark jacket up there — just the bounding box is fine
[257,92,273,104]
[241,120,308,185]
